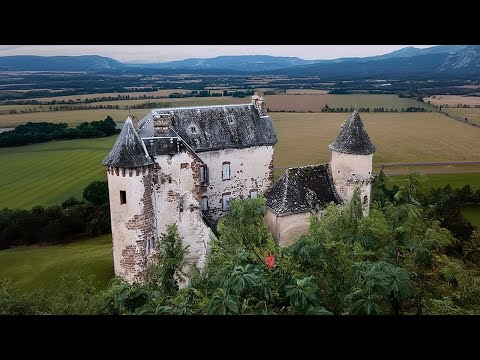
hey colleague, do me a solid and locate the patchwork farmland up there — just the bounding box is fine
[1,110,480,210]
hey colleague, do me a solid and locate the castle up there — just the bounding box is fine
[103,93,375,283]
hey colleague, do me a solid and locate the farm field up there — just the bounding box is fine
[0,136,116,209]
[424,95,480,107]
[0,94,434,129]
[0,109,150,128]
[261,94,432,112]
[441,107,480,126]
[9,89,193,103]
[462,207,480,227]
[270,112,480,178]
[376,164,480,176]
[0,97,240,128]
[0,235,113,293]
[2,111,480,210]
[387,173,480,191]
[285,89,330,95]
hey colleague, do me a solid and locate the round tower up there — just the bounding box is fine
[329,111,376,211]
[103,116,155,283]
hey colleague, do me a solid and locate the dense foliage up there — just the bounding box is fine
[1,171,479,315]
[88,173,480,315]
[0,181,111,250]
[0,116,118,147]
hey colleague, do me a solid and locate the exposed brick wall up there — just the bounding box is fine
[119,166,155,283]
[191,158,202,202]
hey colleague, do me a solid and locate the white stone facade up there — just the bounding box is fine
[105,94,276,283]
[199,146,274,222]
[330,150,374,211]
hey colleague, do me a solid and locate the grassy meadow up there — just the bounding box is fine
[0,235,113,292]
[387,173,480,191]
[0,136,116,209]
[462,207,480,227]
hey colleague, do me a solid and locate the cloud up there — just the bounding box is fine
[0,45,25,51]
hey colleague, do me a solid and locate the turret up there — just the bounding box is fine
[103,117,155,283]
[252,91,267,116]
[329,111,376,212]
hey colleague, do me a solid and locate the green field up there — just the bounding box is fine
[1,111,480,210]
[0,136,116,209]
[462,207,480,227]
[0,235,114,293]
[388,173,480,190]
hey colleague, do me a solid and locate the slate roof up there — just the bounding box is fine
[329,111,376,155]
[137,104,277,152]
[265,163,341,215]
[102,118,154,168]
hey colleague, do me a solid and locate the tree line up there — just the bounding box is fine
[0,181,111,250]
[321,105,431,113]
[0,116,119,147]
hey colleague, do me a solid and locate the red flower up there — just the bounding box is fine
[266,255,276,269]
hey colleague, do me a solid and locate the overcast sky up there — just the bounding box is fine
[0,45,436,63]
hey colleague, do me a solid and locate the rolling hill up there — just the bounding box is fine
[0,55,125,71]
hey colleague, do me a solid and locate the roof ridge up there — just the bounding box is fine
[151,103,253,112]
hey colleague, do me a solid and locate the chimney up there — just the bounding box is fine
[153,112,173,136]
[251,91,267,116]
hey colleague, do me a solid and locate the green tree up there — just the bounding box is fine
[83,181,109,205]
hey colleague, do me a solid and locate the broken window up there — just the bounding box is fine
[222,162,231,180]
[200,165,209,183]
[120,190,127,205]
[147,237,155,254]
[250,190,258,199]
[222,193,231,211]
[201,196,208,211]
[363,195,368,205]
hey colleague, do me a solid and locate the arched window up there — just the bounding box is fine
[363,195,368,205]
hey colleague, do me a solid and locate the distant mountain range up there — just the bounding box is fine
[0,55,125,71]
[1,46,479,78]
[126,55,316,72]
[267,45,480,79]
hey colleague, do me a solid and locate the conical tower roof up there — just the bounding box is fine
[103,117,154,168]
[329,111,376,155]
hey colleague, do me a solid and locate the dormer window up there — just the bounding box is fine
[227,115,235,125]
[190,126,197,134]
